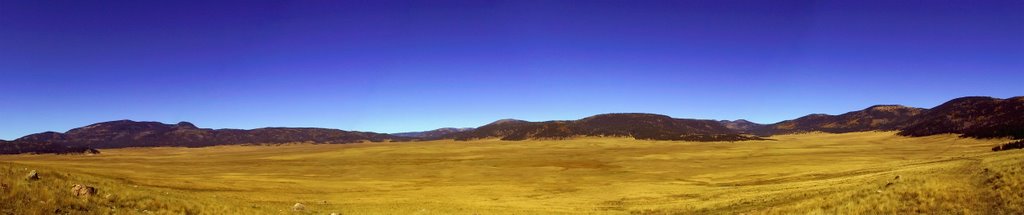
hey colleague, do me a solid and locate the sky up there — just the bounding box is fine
[1,0,1022,140]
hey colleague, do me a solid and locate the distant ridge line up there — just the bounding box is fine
[2,96,1022,154]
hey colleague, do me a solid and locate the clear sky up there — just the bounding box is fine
[1,0,1022,140]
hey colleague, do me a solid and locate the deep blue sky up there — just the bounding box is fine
[1,0,1022,139]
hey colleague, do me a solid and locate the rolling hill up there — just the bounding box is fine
[392,127,475,138]
[718,119,768,134]
[1,120,410,154]
[899,96,1024,139]
[738,97,1023,140]
[2,96,1022,154]
[761,105,926,135]
[443,113,758,141]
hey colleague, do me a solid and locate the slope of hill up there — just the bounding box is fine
[0,120,410,154]
[445,113,757,141]
[898,96,1024,139]
[765,105,925,135]
[0,139,96,155]
[392,127,475,138]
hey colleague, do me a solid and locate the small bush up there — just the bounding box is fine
[992,140,1024,151]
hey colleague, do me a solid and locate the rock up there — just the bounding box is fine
[83,148,101,155]
[25,170,39,180]
[331,213,339,215]
[292,203,305,211]
[894,175,901,180]
[71,184,97,197]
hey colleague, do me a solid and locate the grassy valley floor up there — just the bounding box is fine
[1,132,1022,214]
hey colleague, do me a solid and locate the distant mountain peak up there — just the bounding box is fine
[718,119,766,134]
[488,119,527,125]
[583,113,672,120]
[938,96,1002,106]
[175,121,198,129]
[434,127,474,132]
[867,104,908,111]
[391,127,475,138]
[720,119,754,123]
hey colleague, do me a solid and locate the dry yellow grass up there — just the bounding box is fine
[1,132,1022,214]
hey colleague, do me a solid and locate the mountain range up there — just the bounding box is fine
[0,121,409,154]
[752,105,927,135]
[2,96,1022,154]
[392,127,475,139]
[442,113,758,141]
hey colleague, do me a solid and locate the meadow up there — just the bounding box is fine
[1,132,1022,214]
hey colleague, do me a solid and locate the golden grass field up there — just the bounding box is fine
[2,132,1023,214]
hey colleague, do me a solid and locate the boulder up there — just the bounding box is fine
[71,184,97,197]
[292,203,305,211]
[83,148,100,155]
[24,170,39,180]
